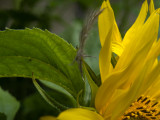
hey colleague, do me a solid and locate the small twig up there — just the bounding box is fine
[74,9,104,75]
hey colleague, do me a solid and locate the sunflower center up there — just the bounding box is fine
[120,96,160,120]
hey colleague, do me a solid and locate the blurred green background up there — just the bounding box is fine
[0,0,160,120]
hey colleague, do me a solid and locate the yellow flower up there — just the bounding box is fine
[40,0,160,120]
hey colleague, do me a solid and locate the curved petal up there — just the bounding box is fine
[115,8,159,71]
[111,21,123,57]
[122,0,148,47]
[98,0,114,83]
[98,0,123,56]
[58,108,104,120]
[40,108,104,120]
[149,0,155,14]
[112,40,124,57]
[98,0,114,47]
[145,39,160,70]
[99,29,113,83]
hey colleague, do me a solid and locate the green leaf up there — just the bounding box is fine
[83,61,101,86]
[0,28,84,98]
[0,87,20,120]
[33,78,63,112]
[39,80,77,107]
[0,113,7,120]
[33,78,77,111]
[81,63,98,107]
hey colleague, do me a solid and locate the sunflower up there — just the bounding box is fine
[40,0,160,120]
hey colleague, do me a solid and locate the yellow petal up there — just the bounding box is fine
[57,108,104,120]
[96,10,160,116]
[122,0,148,47]
[112,62,160,120]
[98,0,124,82]
[112,40,124,57]
[103,88,128,120]
[98,0,114,83]
[115,8,159,71]
[96,59,143,116]
[141,42,160,92]
[95,68,126,114]
[145,77,160,100]
[99,29,112,83]
[144,69,160,99]
[106,17,160,119]
[98,0,123,57]
[145,39,160,70]
[98,0,114,47]
[149,0,155,14]
[40,116,57,120]
[40,109,104,120]
[107,55,160,120]
[111,21,123,57]
[112,20,122,43]
[115,10,159,89]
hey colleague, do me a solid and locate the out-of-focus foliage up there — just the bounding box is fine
[21,93,58,120]
[0,0,160,120]
[0,113,7,120]
[0,87,20,120]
